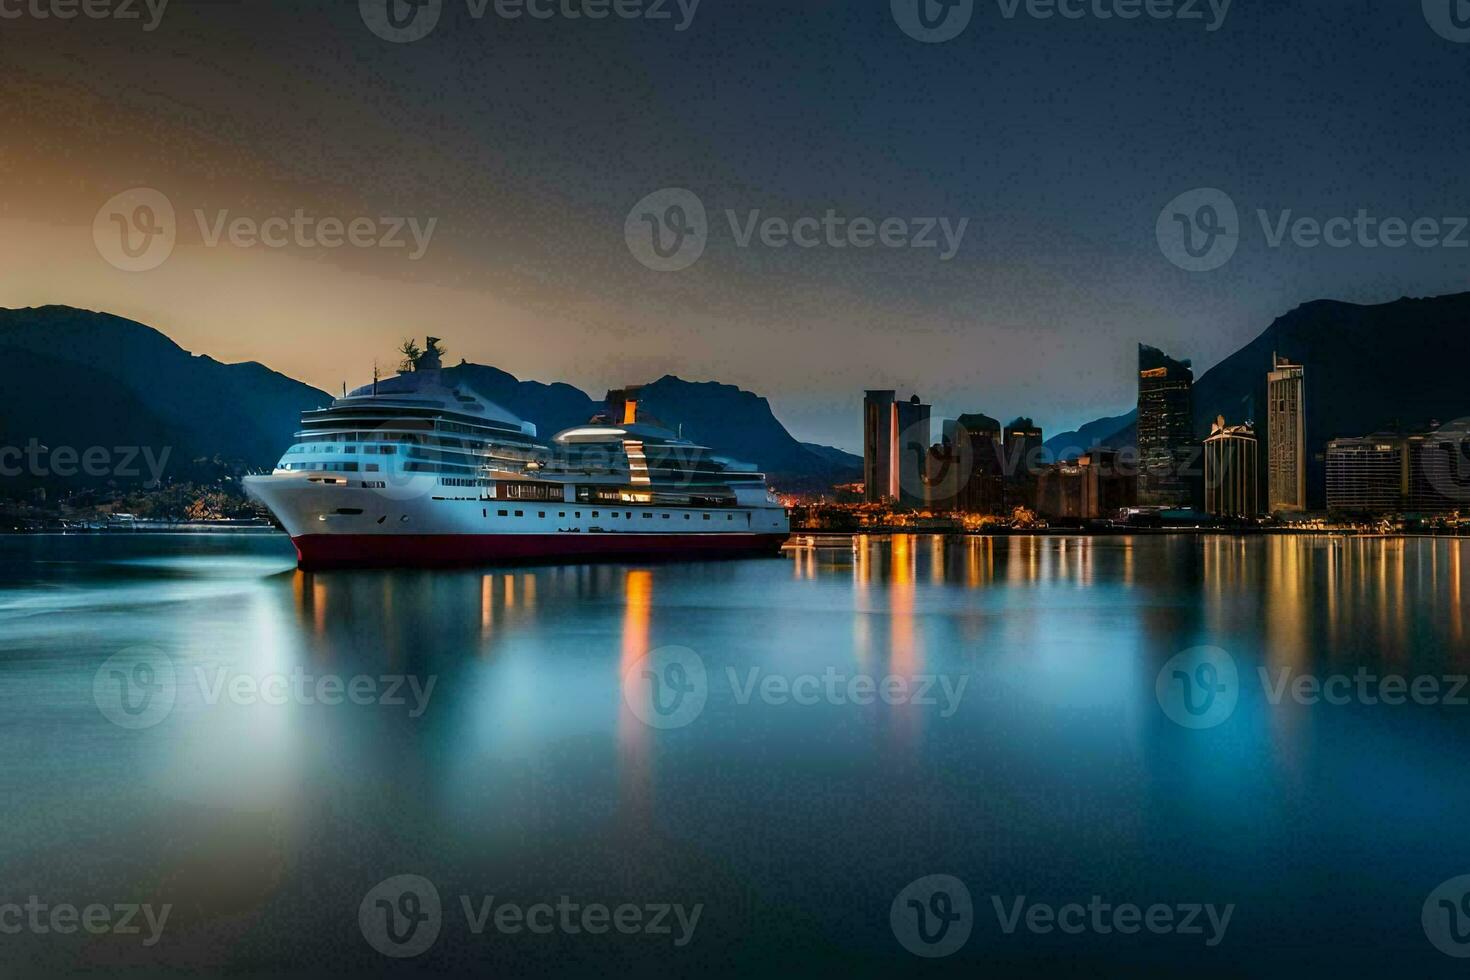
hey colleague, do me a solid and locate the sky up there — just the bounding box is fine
[3,0,1469,452]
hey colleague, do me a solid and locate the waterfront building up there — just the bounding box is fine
[926,413,1004,514]
[1325,435,1404,514]
[863,390,930,506]
[1203,416,1259,518]
[1001,416,1045,511]
[1137,344,1195,508]
[1407,422,1470,513]
[1037,449,1136,520]
[1266,353,1306,513]
[1328,423,1470,516]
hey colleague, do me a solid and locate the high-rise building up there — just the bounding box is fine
[1327,423,1470,516]
[1037,449,1136,520]
[1267,353,1306,513]
[1326,435,1405,515]
[1203,416,1258,518]
[926,413,1004,514]
[1001,417,1044,511]
[862,390,930,506]
[1408,423,1470,513]
[1137,344,1195,508]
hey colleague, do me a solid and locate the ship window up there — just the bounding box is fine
[515,511,523,517]
[482,509,487,518]
[727,515,734,520]
[365,464,379,472]
[643,513,652,519]
[538,512,545,518]
[344,446,356,453]
[559,512,566,518]
[703,514,710,520]
[685,514,691,520]
[663,514,670,519]
[575,511,581,518]
[498,510,508,517]
[592,511,599,518]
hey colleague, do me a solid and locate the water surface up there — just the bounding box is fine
[1,533,1467,977]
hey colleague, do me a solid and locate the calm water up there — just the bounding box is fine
[2,532,1469,977]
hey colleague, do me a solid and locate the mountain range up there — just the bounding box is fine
[7,293,1469,506]
[0,306,860,493]
[1043,292,1470,508]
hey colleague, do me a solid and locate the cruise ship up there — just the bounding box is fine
[243,342,790,568]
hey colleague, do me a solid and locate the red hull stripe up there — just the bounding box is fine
[291,532,790,569]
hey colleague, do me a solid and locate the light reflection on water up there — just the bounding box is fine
[0,532,1467,977]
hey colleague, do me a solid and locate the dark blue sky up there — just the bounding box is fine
[6,0,1469,450]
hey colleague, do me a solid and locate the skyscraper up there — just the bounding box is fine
[1267,353,1306,513]
[1137,344,1195,508]
[1326,435,1404,515]
[1001,417,1044,511]
[927,413,1004,514]
[1204,416,1259,518]
[862,390,930,506]
[1037,449,1136,520]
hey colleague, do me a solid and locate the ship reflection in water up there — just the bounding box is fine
[0,532,1467,977]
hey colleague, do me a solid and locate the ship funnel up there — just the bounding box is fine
[605,385,643,425]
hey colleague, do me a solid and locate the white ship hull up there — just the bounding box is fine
[245,472,790,569]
